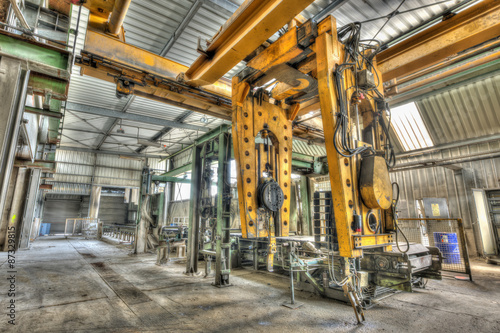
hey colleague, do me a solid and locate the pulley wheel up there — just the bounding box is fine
[258,180,284,212]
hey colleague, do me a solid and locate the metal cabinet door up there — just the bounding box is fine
[473,189,498,256]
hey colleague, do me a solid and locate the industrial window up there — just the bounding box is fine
[390,102,434,151]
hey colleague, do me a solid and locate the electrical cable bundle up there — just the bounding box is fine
[392,182,409,253]
[380,103,396,168]
[334,23,376,157]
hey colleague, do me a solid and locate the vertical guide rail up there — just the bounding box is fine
[214,132,232,286]
[186,145,202,275]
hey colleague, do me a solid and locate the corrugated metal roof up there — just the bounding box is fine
[292,140,327,156]
[302,0,463,44]
[417,73,500,146]
[62,0,472,157]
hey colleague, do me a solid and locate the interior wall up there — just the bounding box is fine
[390,140,500,256]
[80,196,128,225]
[42,194,129,234]
[42,194,84,234]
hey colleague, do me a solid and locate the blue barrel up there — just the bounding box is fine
[433,232,461,264]
[40,223,51,236]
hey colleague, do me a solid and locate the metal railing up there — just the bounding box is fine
[397,218,472,281]
[102,225,136,243]
[64,218,102,239]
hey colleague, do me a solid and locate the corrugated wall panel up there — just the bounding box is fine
[417,74,500,146]
[391,140,500,256]
[43,195,84,233]
[80,196,128,225]
[51,151,144,188]
[94,154,143,187]
[54,150,95,184]
[149,158,167,172]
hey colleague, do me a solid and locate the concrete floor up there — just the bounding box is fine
[1,237,499,333]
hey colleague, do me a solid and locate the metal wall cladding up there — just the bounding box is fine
[94,153,143,187]
[390,140,500,256]
[47,182,91,195]
[149,158,167,172]
[43,194,84,233]
[171,148,194,170]
[53,150,144,188]
[54,150,95,184]
[416,74,500,146]
[80,196,129,225]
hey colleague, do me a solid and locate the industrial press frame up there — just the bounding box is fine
[63,0,500,322]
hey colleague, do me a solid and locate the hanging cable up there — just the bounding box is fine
[392,182,409,253]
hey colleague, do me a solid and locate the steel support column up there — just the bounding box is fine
[19,168,42,249]
[0,57,30,233]
[214,131,231,287]
[2,168,30,251]
[185,143,203,275]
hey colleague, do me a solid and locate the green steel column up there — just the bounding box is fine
[300,176,312,236]
[214,132,231,287]
[186,145,202,274]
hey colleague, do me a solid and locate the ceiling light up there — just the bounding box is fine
[117,119,125,133]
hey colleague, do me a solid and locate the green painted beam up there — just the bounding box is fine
[25,106,63,119]
[0,31,70,69]
[29,76,68,100]
[161,163,193,177]
[151,175,191,183]
[0,31,70,81]
[292,159,313,169]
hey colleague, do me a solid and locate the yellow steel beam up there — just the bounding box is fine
[77,30,233,119]
[246,26,303,73]
[353,234,393,250]
[315,17,362,258]
[378,0,500,82]
[184,0,315,86]
[68,0,116,19]
[108,0,132,35]
[231,77,293,239]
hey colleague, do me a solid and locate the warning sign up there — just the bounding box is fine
[432,203,440,216]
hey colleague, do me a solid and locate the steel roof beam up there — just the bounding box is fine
[57,146,167,159]
[205,0,239,16]
[136,111,194,153]
[185,0,316,86]
[159,0,205,57]
[377,0,500,82]
[312,0,349,21]
[65,102,209,132]
[96,95,135,150]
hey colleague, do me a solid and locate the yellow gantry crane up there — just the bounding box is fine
[69,0,500,322]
